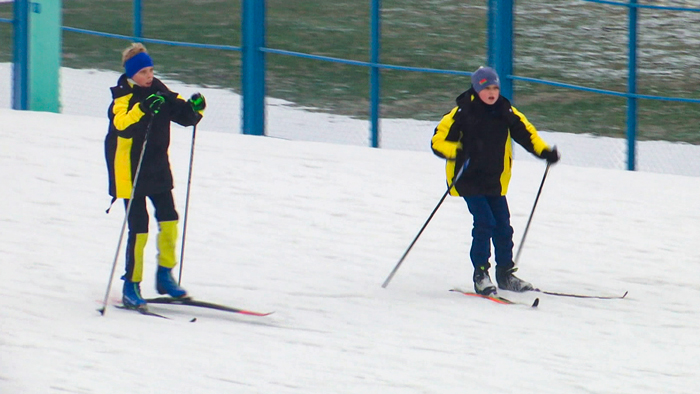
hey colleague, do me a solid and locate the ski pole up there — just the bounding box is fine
[178,124,197,285]
[382,159,469,288]
[98,117,154,316]
[514,161,551,266]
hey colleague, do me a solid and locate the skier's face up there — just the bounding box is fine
[132,67,154,88]
[478,85,500,105]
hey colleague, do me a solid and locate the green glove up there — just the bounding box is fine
[188,93,206,112]
[141,93,165,115]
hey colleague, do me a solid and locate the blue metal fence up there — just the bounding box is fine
[576,0,700,169]
[3,0,700,170]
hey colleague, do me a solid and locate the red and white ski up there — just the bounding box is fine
[450,289,540,308]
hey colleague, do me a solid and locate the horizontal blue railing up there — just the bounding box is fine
[583,0,700,12]
[2,14,696,106]
[54,25,700,106]
[512,76,700,104]
[60,26,241,51]
[261,47,472,77]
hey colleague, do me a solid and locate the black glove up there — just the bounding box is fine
[140,93,165,115]
[188,93,206,112]
[541,147,560,164]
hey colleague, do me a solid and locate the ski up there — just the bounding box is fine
[114,304,171,319]
[144,296,274,316]
[450,289,539,308]
[534,289,628,300]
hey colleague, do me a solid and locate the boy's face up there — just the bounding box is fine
[132,66,154,88]
[478,85,500,105]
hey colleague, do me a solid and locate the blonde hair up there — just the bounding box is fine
[122,43,148,66]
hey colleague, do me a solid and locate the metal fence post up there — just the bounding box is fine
[369,0,381,148]
[12,0,29,110]
[242,0,266,136]
[133,0,142,41]
[488,0,514,101]
[626,0,638,171]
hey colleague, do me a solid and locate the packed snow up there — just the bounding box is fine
[1,68,699,393]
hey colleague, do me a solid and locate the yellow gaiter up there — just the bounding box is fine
[157,220,178,269]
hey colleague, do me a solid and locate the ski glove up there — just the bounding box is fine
[541,147,560,164]
[188,93,206,112]
[141,93,166,115]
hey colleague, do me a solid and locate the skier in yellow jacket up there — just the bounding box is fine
[431,66,559,296]
[105,43,206,309]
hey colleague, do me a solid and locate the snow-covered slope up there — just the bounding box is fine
[1,107,699,393]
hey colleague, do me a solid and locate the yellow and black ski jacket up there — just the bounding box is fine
[105,75,203,199]
[431,88,550,197]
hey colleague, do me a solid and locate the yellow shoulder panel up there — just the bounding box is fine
[512,106,549,155]
[431,107,462,159]
[112,94,146,131]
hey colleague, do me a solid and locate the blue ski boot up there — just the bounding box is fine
[122,277,147,309]
[156,266,188,298]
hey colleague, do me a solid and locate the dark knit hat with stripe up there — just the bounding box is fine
[471,66,500,93]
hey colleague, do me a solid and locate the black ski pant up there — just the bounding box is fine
[123,191,179,282]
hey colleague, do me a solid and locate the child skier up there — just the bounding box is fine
[431,66,559,296]
[104,43,206,309]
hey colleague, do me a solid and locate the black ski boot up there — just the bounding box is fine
[496,266,534,292]
[473,265,497,296]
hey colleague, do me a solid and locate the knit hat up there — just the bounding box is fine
[471,66,500,93]
[124,52,154,78]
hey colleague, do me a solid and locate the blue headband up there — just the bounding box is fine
[124,52,154,78]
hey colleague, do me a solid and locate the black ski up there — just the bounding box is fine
[534,289,628,300]
[114,304,171,319]
[450,289,539,308]
[144,296,274,316]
